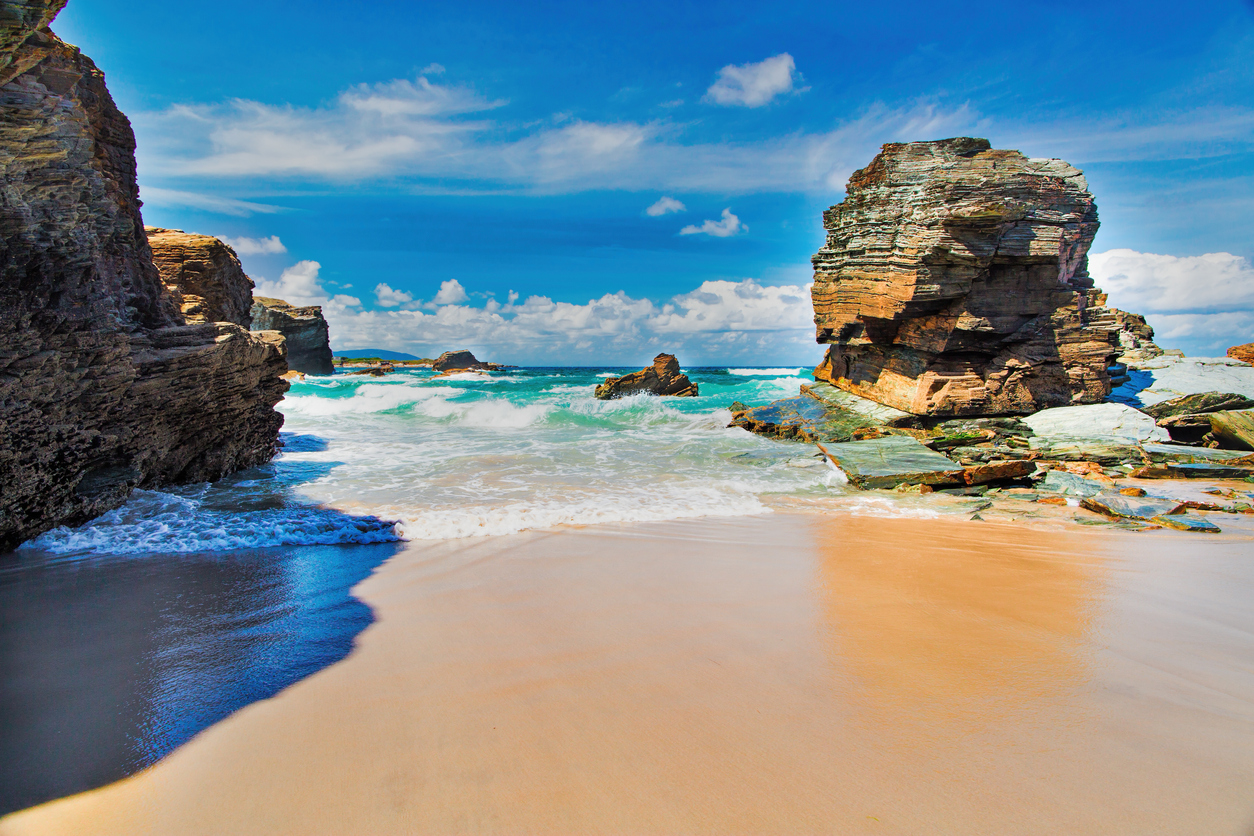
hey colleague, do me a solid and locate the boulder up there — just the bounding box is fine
[1022,403,1168,443]
[250,297,334,375]
[810,137,1120,416]
[1229,343,1254,365]
[146,227,254,326]
[816,436,965,489]
[0,3,287,549]
[1209,409,1254,451]
[595,354,698,400]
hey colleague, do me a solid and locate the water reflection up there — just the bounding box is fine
[814,517,1108,742]
[0,540,401,815]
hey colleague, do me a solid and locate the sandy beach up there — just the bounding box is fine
[5,511,1253,835]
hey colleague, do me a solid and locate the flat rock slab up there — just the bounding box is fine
[1152,514,1222,533]
[1081,494,1186,520]
[1142,443,1254,464]
[963,460,1035,486]
[1023,402,1168,443]
[1039,470,1107,497]
[1029,439,1144,465]
[802,383,916,426]
[818,436,964,490]
[1164,462,1254,479]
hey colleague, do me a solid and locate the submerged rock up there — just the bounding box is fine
[595,354,697,400]
[146,228,254,326]
[250,297,334,375]
[810,137,1119,416]
[0,3,287,549]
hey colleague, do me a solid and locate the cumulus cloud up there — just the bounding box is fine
[704,53,800,108]
[680,208,746,237]
[1090,248,1254,355]
[219,234,286,255]
[253,260,361,310]
[433,278,469,305]
[646,196,686,216]
[320,277,820,365]
[374,282,414,307]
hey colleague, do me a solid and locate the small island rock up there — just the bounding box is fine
[595,354,698,400]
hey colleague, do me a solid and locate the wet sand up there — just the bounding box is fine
[4,512,1254,835]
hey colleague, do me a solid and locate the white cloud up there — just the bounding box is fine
[419,63,446,76]
[253,260,361,310]
[219,234,286,255]
[321,277,821,365]
[704,53,799,108]
[680,208,745,237]
[433,278,469,305]
[139,186,282,217]
[1090,249,1254,356]
[646,196,686,216]
[374,282,414,307]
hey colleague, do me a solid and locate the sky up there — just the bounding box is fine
[53,0,1254,363]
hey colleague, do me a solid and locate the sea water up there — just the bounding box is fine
[23,367,848,555]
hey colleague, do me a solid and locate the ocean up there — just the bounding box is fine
[22,366,849,555]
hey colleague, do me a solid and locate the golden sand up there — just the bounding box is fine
[4,513,1253,834]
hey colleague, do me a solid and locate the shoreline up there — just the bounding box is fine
[5,510,1253,835]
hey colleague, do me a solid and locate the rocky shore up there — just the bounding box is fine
[735,138,1254,533]
[0,2,287,549]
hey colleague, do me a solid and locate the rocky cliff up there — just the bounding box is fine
[0,1,287,550]
[810,138,1119,416]
[146,227,254,326]
[250,298,333,375]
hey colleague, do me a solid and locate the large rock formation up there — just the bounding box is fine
[810,137,1119,416]
[595,354,698,399]
[0,1,287,549]
[146,227,253,326]
[1229,343,1254,366]
[250,297,333,375]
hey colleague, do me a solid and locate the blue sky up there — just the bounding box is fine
[55,0,1254,363]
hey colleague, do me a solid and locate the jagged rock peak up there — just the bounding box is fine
[595,354,698,400]
[146,227,255,327]
[250,297,333,375]
[810,137,1119,416]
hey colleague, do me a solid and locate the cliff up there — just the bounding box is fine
[250,298,333,375]
[146,227,254,326]
[0,1,287,550]
[810,138,1119,416]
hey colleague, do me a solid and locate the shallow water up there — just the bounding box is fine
[24,367,846,553]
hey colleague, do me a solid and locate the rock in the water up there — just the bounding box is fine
[810,137,1119,416]
[1038,470,1106,497]
[1022,403,1168,443]
[1209,409,1254,451]
[595,354,697,400]
[146,227,254,326]
[250,297,333,375]
[433,349,483,372]
[1151,514,1221,533]
[1229,343,1254,365]
[0,3,287,550]
[1080,494,1186,520]
[816,436,965,489]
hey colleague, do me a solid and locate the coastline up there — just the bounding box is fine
[6,510,1253,835]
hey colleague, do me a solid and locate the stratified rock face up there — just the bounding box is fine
[146,227,254,326]
[0,3,287,549]
[810,137,1119,416]
[595,354,698,400]
[250,297,333,375]
[1229,343,1254,366]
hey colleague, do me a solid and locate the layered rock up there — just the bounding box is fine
[146,227,253,325]
[810,137,1119,416]
[595,354,698,399]
[431,349,508,373]
[0,2,287,549]
[250,297,333,375]
[1229,343,1254,366]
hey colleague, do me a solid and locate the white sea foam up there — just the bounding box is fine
[727,368,805,376]
[282,383,457,416]
[22,489,399,555]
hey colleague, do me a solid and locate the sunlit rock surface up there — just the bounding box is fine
[250,297,333,376]
[595,353,698,399]
[146,227,254,326]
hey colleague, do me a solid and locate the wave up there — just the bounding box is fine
[281,383,459,417]
[418,395,551,429]
[21,489,400,555]
[726,368,806,376]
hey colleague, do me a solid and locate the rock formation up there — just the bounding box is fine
[810,137,1119,416]
[250,297,333,375]
[0,1,287,550]
[146,227,254,326]
[595,354,698,399]
[431,349,508,373]
[1229,343,1254,366]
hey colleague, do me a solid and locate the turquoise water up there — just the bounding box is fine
[25,367,858,553]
